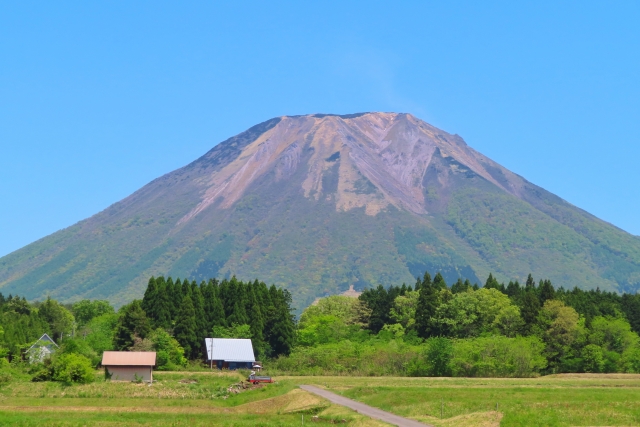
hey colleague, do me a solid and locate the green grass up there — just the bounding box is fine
[0,411,320,427]
[3,371,640,426]
[293,374,640,426]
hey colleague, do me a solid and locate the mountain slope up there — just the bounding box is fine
[1,112,639,308]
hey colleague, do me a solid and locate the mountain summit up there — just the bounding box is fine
[2,112,640,307]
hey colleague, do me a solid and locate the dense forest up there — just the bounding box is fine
[0,276,296,378]
[2,272,640,381]
[275,272,640,376]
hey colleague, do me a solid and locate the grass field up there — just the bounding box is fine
[1,371,640,426]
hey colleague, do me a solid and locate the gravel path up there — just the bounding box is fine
[299,385,433,427]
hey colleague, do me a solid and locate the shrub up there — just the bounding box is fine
[51,354,95,384]
[450,336,546,377]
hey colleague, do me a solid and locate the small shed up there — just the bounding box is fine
[204,338,255,370]
[27,333,58,364]
[101,351,156,382]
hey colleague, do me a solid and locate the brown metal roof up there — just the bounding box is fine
[101,351,156,366]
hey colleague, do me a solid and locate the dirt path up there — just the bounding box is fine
[299,385,433,427]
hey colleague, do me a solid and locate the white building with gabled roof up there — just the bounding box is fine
[27,333,58,364]
[204,338,255,370]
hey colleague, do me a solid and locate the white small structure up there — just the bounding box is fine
[204,338,255,370]
[27,333,58,364]
[101,351,156,382]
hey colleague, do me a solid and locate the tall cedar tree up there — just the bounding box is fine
[203,280,226,330]
[415,272,440,338]
[154,280,173,329]
[191,281,207,353]
[519,291,541,334]
[141,277,158,317]
[113,300,151,350]
[174,295,198,359]
[433,272,447,290]
[538,279,556,305]
[265,286,295,356]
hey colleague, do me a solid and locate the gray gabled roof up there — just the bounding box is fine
[27,333,59,352]
[204,338,255,362]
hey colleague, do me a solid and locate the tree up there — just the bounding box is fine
[537,300,583,372]
[148,328,187,369]
[38,297,75,343]
[174,296,198,359]
[538,280,555,305]
[415,275,440,339]
[141,277,158,319]
[425,337,453,376]
[83,313,118,354]
[389,291,419,329]
[113,300,151,351]
[434,288,522,338]
[451,279,470,294]
[433,272,447,290]
[519,291,541,334]
[203,280,226,330]
[265,286,296,357]
[72,300,114,327]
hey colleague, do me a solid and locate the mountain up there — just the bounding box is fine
[2,112,640,309]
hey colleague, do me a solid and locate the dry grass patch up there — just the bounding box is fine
[232,388,326,414]
[419,411,502,427]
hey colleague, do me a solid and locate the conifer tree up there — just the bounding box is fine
[265,287,295,357]
[153,280,173,329]
[174,295,198,359]
[525,274,536,290]
[538,279,556,305]
[451,278,468,294]
[519,291,541,334]
[191,281,207,348]
[506,280,522,298]
[113,300,151,350]
[414,274,440,338]
[433,272,447,289]
[203,280,226,330]
[141,277,158,318]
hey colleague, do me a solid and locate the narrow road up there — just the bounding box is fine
[299,385,433,427]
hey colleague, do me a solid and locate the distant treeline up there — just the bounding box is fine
[360,273,640,338]
[275,272,640,376]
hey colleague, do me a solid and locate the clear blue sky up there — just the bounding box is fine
[1,1,639,258]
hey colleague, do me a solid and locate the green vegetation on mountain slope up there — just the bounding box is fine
[1,113,640,308]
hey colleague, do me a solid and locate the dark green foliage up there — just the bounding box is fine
[138,275,296,360]
[433,272,447,290]
[621,293,640,334]
[518,291,541,334]
[113,300,151,350]
[538,279,556,305]
[174,295,198,359]
[414,274,441,339]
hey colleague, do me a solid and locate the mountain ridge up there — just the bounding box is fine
[1,112,639,308]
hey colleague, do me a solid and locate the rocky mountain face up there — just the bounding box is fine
[2,112,640,308]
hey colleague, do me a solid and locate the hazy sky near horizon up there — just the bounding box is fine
[1,1,639,257]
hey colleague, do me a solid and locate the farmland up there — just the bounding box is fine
[2,370,640,426]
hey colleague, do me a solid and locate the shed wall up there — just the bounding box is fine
[105,366,153,382]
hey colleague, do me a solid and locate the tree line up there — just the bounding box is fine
[0,276,296,372]
[137,276,296,359]
[287,272,640,376]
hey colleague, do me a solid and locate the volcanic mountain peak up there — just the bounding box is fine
[2,111,640,308]
[178,112,516,224]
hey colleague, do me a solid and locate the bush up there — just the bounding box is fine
[51,353,95,384]
[32,354,95,384]
[450,336,546,377]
